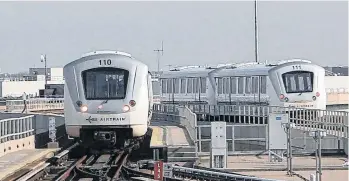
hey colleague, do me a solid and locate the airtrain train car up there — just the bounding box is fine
[159,59,326,110]
[64,51,153,149]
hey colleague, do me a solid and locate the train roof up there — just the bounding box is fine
[64,50,146,69]
[160,59,318,78]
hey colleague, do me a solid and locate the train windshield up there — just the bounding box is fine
[282,71,313,93]
[82,67,129,100]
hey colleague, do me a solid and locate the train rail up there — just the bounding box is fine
[13,141,287,181]
[14,142,158,181]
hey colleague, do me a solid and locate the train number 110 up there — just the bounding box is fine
[99,59,112,65]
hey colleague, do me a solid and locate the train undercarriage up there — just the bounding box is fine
[74,127,153,155]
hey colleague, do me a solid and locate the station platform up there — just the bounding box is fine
[149,119,193,147]
[149,120,197,162]
[0,148,58,180]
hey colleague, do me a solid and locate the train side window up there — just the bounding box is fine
[218,78,223,94]
[180,78,186,93]
[161,79,167,94]
[245,77,251,94]
[238,77,244,94]
[174,79,180,93]
[187,78,193,93]
[222,78,227,94]
[200,77,206,93]
[167,79,173,93]
[260,76,267,94]
[230,77,237,94]
[252,76,259,94]
[224,78,230,94]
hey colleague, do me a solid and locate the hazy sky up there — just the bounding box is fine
[0,1,347,73]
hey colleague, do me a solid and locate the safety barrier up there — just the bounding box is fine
[0,115,34,143]
[5,98,64,112]
[0,115,35,156]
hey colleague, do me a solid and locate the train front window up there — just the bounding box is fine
[82,67,129,100]
[282,71,313,93]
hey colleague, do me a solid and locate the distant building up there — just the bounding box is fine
[0,67,64,98]
[324,66,348,76]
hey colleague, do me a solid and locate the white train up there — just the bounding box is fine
[64,51,153,149]
[159,59,326,110]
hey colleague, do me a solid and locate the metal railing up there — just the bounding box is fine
[197,124,267,155]
[152,104,198,157]
[152,103,348,156]
[6,98,64,112]
[0,115,35,143]
[0,75,65,82]
[184,104,348,138]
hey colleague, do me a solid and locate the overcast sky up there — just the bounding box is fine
[0,1,347,73]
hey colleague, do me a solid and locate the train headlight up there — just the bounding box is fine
[279,94,285,100]
[80,105,88,112]
[312,96,317,101]
[123,105,130,112]
[284,97,289,102]
[129,100,136,107]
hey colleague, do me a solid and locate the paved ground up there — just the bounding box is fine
[167,126,191,146]
[197,155,349,181]
[237,170,349,181]
[0,149,57,180]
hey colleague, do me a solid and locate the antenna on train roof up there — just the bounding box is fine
[154,41,164,73]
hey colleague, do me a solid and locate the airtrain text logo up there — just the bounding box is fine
[86,116,126,123]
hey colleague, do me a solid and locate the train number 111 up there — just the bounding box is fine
[99,59,112,65]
